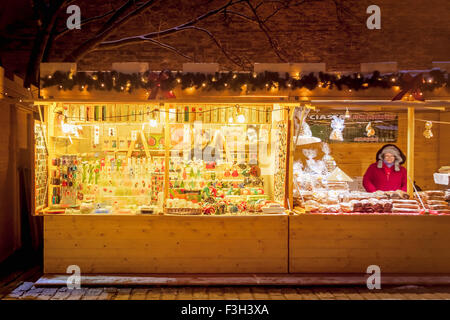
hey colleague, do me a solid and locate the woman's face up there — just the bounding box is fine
[384,152,395,164]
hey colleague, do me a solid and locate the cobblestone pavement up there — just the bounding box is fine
[2,283,450,300]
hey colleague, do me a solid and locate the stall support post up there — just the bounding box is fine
[407,106,415,197]
[285,105,294,210]
[163,103,169,211]
[47,103,55,208]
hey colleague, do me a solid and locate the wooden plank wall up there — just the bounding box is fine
[0,68,38,263]
[44,215,288,274]
[0,100,18,263]
[289,215,450,273]
[294,111,449,191]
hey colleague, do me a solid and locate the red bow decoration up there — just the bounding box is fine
[391,73,425,101]
[147,70,176,100]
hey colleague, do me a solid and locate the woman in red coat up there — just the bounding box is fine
[363,144,408,192]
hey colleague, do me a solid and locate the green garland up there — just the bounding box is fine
[41,69,449,94]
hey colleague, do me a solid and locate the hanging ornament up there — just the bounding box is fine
[423,121,433,139]
[345,107,350,119]
[294,107,321,145]
[366,122,375,137]
[330,116,345,141]
[147,69,176,100]
[391,73,425,102]
[322,143,337,172]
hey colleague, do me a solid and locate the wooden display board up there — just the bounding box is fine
[33,121,48,213]
[44,214,288,273]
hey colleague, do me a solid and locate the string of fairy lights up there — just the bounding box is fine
[40,69,450,94]
[53,104,289,125]
[44,101,450,143]
[1,80,449,141]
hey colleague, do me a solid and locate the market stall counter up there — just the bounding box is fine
[44,213,288,273]
[289,213,450,273]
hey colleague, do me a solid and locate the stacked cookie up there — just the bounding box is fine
[415,190,450,214]
[391,199,420,213]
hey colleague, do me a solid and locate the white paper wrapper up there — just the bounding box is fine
[434,173,449,185]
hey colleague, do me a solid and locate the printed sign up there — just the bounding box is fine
[307,112,398,143]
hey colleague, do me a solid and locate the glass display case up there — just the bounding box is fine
[38,102,289,215]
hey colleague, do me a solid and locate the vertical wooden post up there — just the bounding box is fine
[407,106,415,197]
[163,103,169,211]
[285,105,294,210]
[47,103,55,208]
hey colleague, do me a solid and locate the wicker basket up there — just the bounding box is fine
[164,207,202,215]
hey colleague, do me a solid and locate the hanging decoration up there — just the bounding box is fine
[391,73,425,101]
[329,116,345,141]
[423,121,433,139]
[321,143,336,172]
[40,69,449,95]
[345,107,351,119]
[366,122,376,137]
[147,70,176,100]
[293,106,321,145]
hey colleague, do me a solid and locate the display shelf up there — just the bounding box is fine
[36,101,288,217]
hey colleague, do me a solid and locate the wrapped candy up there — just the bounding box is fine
[229,204,239,213]
[216,200,227,215]
[330,116,345,141]
[238,201,248,212]
[202,204,216,215]
[321,143,336,172]
[366,122,375,137]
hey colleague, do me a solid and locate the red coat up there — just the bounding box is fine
[363,162,408,192]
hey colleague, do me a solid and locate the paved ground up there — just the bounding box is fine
[2,282,450,300]
[1,264,450,300]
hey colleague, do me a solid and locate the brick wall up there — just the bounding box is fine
[1,0,449,75]
[55,0,450,71]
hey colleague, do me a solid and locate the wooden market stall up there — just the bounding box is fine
[33,63,450,275]
[33,96,294,274]
[290,101,450,274]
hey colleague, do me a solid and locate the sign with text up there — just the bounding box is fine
[307,112,398,143]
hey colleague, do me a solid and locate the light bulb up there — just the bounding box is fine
[149,119,157,127]
[228,117,234,123]
[237,114,245,123]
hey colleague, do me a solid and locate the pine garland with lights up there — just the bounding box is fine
[41,69,449,94]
